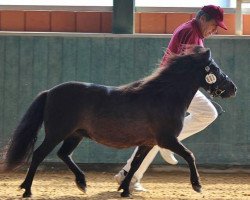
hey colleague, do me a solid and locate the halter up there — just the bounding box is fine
[205,59,216,84]
[204,59,225,98]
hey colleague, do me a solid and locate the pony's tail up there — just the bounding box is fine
[1,91,48,171]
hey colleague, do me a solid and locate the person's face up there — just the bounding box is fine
[199,16,219,38]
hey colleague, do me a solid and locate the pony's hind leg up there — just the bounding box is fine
[159,136,201,193]
[118,145,152,197]
[20,138,59,198]
[57,134,86,192]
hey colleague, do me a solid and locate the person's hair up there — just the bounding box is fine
[195,10,213,21]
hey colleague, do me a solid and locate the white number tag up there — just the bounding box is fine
[205,73,217,84]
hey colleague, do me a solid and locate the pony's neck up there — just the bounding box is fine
[175,77,200,110]
[158,66,201,111]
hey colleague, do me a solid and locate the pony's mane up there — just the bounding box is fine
[119,45,207,94]
[165,45,208,68]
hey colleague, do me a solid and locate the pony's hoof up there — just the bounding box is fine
[120,190,131,198]
[19,182,26,190]
[192,184,202,193]
[118,186,122,191]
[22,191,32,198]
[20,183,32,198]
[75,179,87,193]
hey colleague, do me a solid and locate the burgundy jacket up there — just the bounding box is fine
[160,19,204,67]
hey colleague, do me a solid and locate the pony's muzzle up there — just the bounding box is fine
[221,82,237,98]
[229,82,237,97]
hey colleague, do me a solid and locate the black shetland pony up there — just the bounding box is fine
[1,46,236,198]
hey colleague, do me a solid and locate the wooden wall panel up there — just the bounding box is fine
[119,38,135,84]
[147,38,167,68]
[166,13,192,34]
[133,38,150,77]
[90,38,106,83]
[51,11,76,32]
[76,12,101,33]
[243,14,250,35]
[26,11,51,32]
[75,38,92,82]
[140,13,166,33]
[18,37,34,117]
[104,38,120,85]
[0,10,249,35]
[47,37,63,87]
[226,40,250,164]
[32,37,49,94]
[3,37,20,139]
[1,11,25,31]
[135,13,141,33]
[101,12,112,33]
[217,14,235,35]
[62,38,77,82]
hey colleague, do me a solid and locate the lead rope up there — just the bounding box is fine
[209,99,225,116]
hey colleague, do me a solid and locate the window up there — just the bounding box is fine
[0,0,241,7]
[0,0,113,6]
[136,0,233,7]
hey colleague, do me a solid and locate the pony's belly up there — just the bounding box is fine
[86,122,155,148]
[81,115,156,148]
[89,133,156,148]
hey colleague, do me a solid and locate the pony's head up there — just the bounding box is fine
[195,47,237,98]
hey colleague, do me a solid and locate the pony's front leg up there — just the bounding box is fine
[118,145,152,197]
[158,137,201,193]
